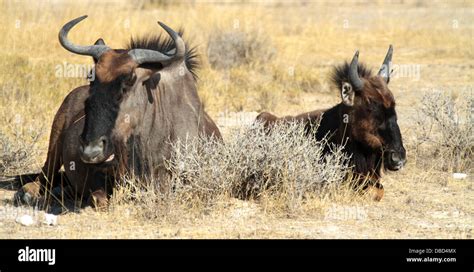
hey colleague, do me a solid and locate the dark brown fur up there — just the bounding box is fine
[15,32,221,209]
[256,62,406,201]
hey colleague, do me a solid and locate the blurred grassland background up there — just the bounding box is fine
[0,0,472,238]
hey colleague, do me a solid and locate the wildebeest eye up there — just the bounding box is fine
[119,74,136,93]
[127,73,137,85]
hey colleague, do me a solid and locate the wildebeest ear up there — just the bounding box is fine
[94,38,105,45]
[378,45,393,84]
[142,73,161,104]
[341,82,355,106]
[92,38,106,63]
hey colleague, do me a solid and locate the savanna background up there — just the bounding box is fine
[0,0,472,238]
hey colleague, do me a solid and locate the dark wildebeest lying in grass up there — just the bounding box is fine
[256,46,406,201]
[14,15,221,209]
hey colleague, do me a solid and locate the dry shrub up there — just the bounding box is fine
[207,28,275,70]
[413,90,473,172]
[0,130,41,176]
[111,122,350,218]
[110,176,178,220]
[166,122,349,210]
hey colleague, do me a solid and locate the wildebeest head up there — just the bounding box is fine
[59,15,196,165]
[331,46,406,171]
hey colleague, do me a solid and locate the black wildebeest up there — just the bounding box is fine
[15,15,221,209]
[256,46,406,201]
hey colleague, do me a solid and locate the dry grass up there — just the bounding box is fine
[207,27,275,69]
[164,122,350,211]
[0,130,41,176]
[0,0,473,238]
[413,91,473,172]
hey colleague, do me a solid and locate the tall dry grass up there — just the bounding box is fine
[110,121,352,219]
[413,90,473,172]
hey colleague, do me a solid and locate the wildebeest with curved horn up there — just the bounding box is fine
[256,46,406,201]
[15,15,221,209]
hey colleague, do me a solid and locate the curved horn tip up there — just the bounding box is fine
[349,49,364,90]
[387,45,393,55]
[157,21,181,39]
[158,21,173,33]
[59,15,88,36]
[351,50,360,63]
[378,45,394,83]
[70,15,88,24]
[59,15,110,59]
[157,21,185,58]
[350,50,360,63]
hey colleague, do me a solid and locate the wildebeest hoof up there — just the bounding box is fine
[367,185,384,202]
[14,181,41,206]
[91,190,109,211]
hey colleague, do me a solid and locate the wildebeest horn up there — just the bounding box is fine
[58,15,110,59]
[128,21,185,65]
[349,50,364,90]
[378,45,393,83]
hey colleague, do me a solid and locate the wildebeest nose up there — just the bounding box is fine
[80,136,107,163]
[390,152,401,162]
[390,150,406,167]
[98,136,107,149]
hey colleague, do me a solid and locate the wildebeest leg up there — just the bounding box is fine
[13,182,43,206]
[350,173,384,202]
[14,141,63,206]
[86,172,114,211]
[90,188,108,211]
[37,114,67,196]
[366,181,384,202]
[0,173,39,190]
[15,108,67,206]
[45,183,77,214]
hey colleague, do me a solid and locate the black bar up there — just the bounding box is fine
[0,239,472,270]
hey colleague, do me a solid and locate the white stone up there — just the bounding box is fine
[453,173,467,180]
[43,213,58,226]
[15,215,35,226]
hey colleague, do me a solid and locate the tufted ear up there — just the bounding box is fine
[94,38,105,45]
[378,45,393,84]
[341,82,355,106]
[92,38,106,63]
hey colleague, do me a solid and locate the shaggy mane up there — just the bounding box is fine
[127,30,200,80]
[330,62,373,90]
